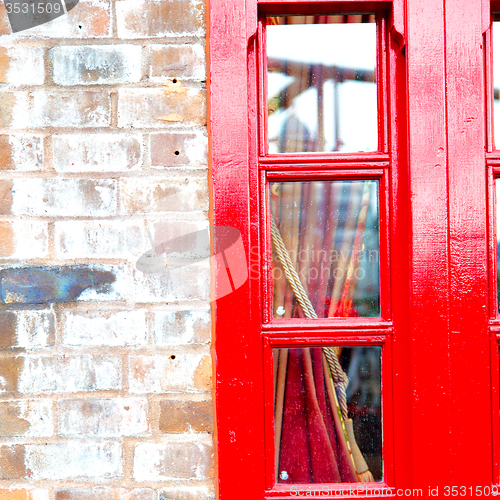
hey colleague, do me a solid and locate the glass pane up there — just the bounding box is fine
[270,180,380,318]
[267,15,377,154]
[273,346,382,484]
[494,15,500,149]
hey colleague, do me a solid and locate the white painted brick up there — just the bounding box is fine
[148,44,205,81]
[158,487,215,500]
[11,179,117,217]
[0,220,48,259]
[55,220,145,259]
[54,489,154,500]
[15,309,55,349]
[62,310,147,347]
[17,355,121,394]
[10,90,110,129]
[153,308,210,346]
[129,353,209,393]
[0,46,44,85]
[52,45,142,85]
[117,87,206,128]
[25,442,122,479]
[58,398,149,437]
[120,177,208,214]
[133,442,212,481]
[0,0,112,39]
[8,135,44,171]
[0,399,53,437]
[116,0,205,39]
[150,131,207,167]
[53,133,142,172]
[131,263,210,303]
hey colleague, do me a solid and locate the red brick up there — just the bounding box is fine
[0,490,31,500]
[0,445,27,479]
[159,399,213,433]
[0,357,23,393]
[0,221,14,257]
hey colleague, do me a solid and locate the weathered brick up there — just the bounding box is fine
[117,0,204,38]
[0,491,48,500]
[0,266,118,305]
[0,135,43,171]
[120,177,208,213]
[0,92,18,128]
[53,133,142,173]
[0,310,55,349]
[118,87,206,128]
[6,179,116,217]
[0,47,44,85]
[62,310,147,347]
[150,131,207,167]
[149,44,205,80]
[0,357,23,393]
[131,264,210,302]
[153,309,210,345]
[55,489,154,500]
[129,353,211,393]
[58,398,148,437]
[0,0,111,38]
[0,221,48,258]
[55,220,144,259]
[24,442,122,479]
[158,487,214,500]
[6,91,110,129]
[0,400,53,437]
[0,445,26,479]
[159,399,212,433]
[52,45,142,86]
[133,442,213,481]
[17,355,121,394]
[0,490,32,500]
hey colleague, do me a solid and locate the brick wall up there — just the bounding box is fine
[0,0,213,498]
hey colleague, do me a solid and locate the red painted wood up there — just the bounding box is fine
[208,0,265,498]
[445,0,492,487]
[210,0,497,497]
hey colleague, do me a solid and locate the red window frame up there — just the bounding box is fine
[209,0,493,498]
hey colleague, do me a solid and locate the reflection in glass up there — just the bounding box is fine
[273,346,382,484]
[270,180,380,318]
[267,15,377,154]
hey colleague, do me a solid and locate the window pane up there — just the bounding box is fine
[267,15,377,154]
[270,180,380,318]
[273,346,382,484]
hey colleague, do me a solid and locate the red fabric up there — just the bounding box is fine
[278,348,358,484]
